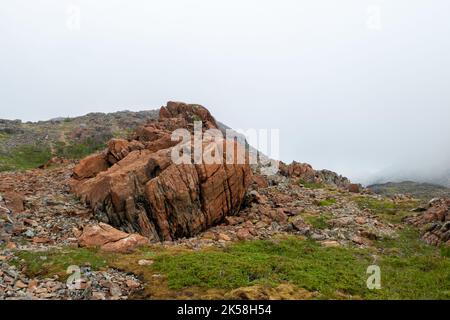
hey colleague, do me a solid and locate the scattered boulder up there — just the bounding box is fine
[78,223,148,253]
[320,240,341,247]
[252,175,269,188]
[279,161,313,178]
[236,228,253,240]
[348,184,361,193]
[291,217,310,233]
[72,153,109,180]
[0,190,25,213]
[279,161,351,190]
[106,139,145,164]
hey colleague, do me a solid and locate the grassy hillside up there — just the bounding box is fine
[369,181,450,201]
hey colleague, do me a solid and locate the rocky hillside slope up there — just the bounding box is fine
[0,110,158,171]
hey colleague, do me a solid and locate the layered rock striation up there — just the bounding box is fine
[71,102,252,241]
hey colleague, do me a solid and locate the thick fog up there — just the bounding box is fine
[1,0,450,185]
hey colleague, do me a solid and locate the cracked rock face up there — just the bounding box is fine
[70,102,252,241]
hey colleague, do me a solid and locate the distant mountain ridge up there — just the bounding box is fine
[368,181,450,201]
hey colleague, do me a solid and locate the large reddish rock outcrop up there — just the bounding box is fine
[78,223,148,253]
[71,102,252,241]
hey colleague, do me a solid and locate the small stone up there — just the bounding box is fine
[72,227,82,238]
[352,235,372,246]
[126,279,140,289]
[34,287,48,294]
[23,219,38,227]
[348,184,361,193]
[217,233,231,241]
[23,229,35,238]
[32,236,51,244]
[201,231,215,240]
[320,240,340,247]
[66,237,78,243]
[14,280,28,289]
[138,259,154,266]
[292,218,309,231]
[330,216,354,227]
[91,291,106,300]
[27,279,39,292]
[310,233,327,241]
[361,230,378,240]
[236,228,252,240]
[6,242,17,249]
[79,282,91,290]
[225,216,242,226]
[254,221,268,229]
[4,275,14,283]
[109,283,122,297]
[355,217,366,225]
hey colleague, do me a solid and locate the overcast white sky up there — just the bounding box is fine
[1,0,450,185]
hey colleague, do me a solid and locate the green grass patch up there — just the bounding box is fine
[317,198,337,207]
[440,246,450,258]
[303,214,331,230]
[12,247,108,280]
[151,234,450,299]
[298,179,325,190]
[0,132,11,142]
[0,144,52,172]
[152,238,371,298]
[355,197,396,214]
[113,129,134,139]
[374,227,436,257]
[368,228,450,299]
[354,196,419,224]
[54,139,105,159]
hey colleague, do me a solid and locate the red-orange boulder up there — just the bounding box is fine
[73,153,109,180]
[71,102,252,241]
[78,223,148,253]
[0,190,25,213]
